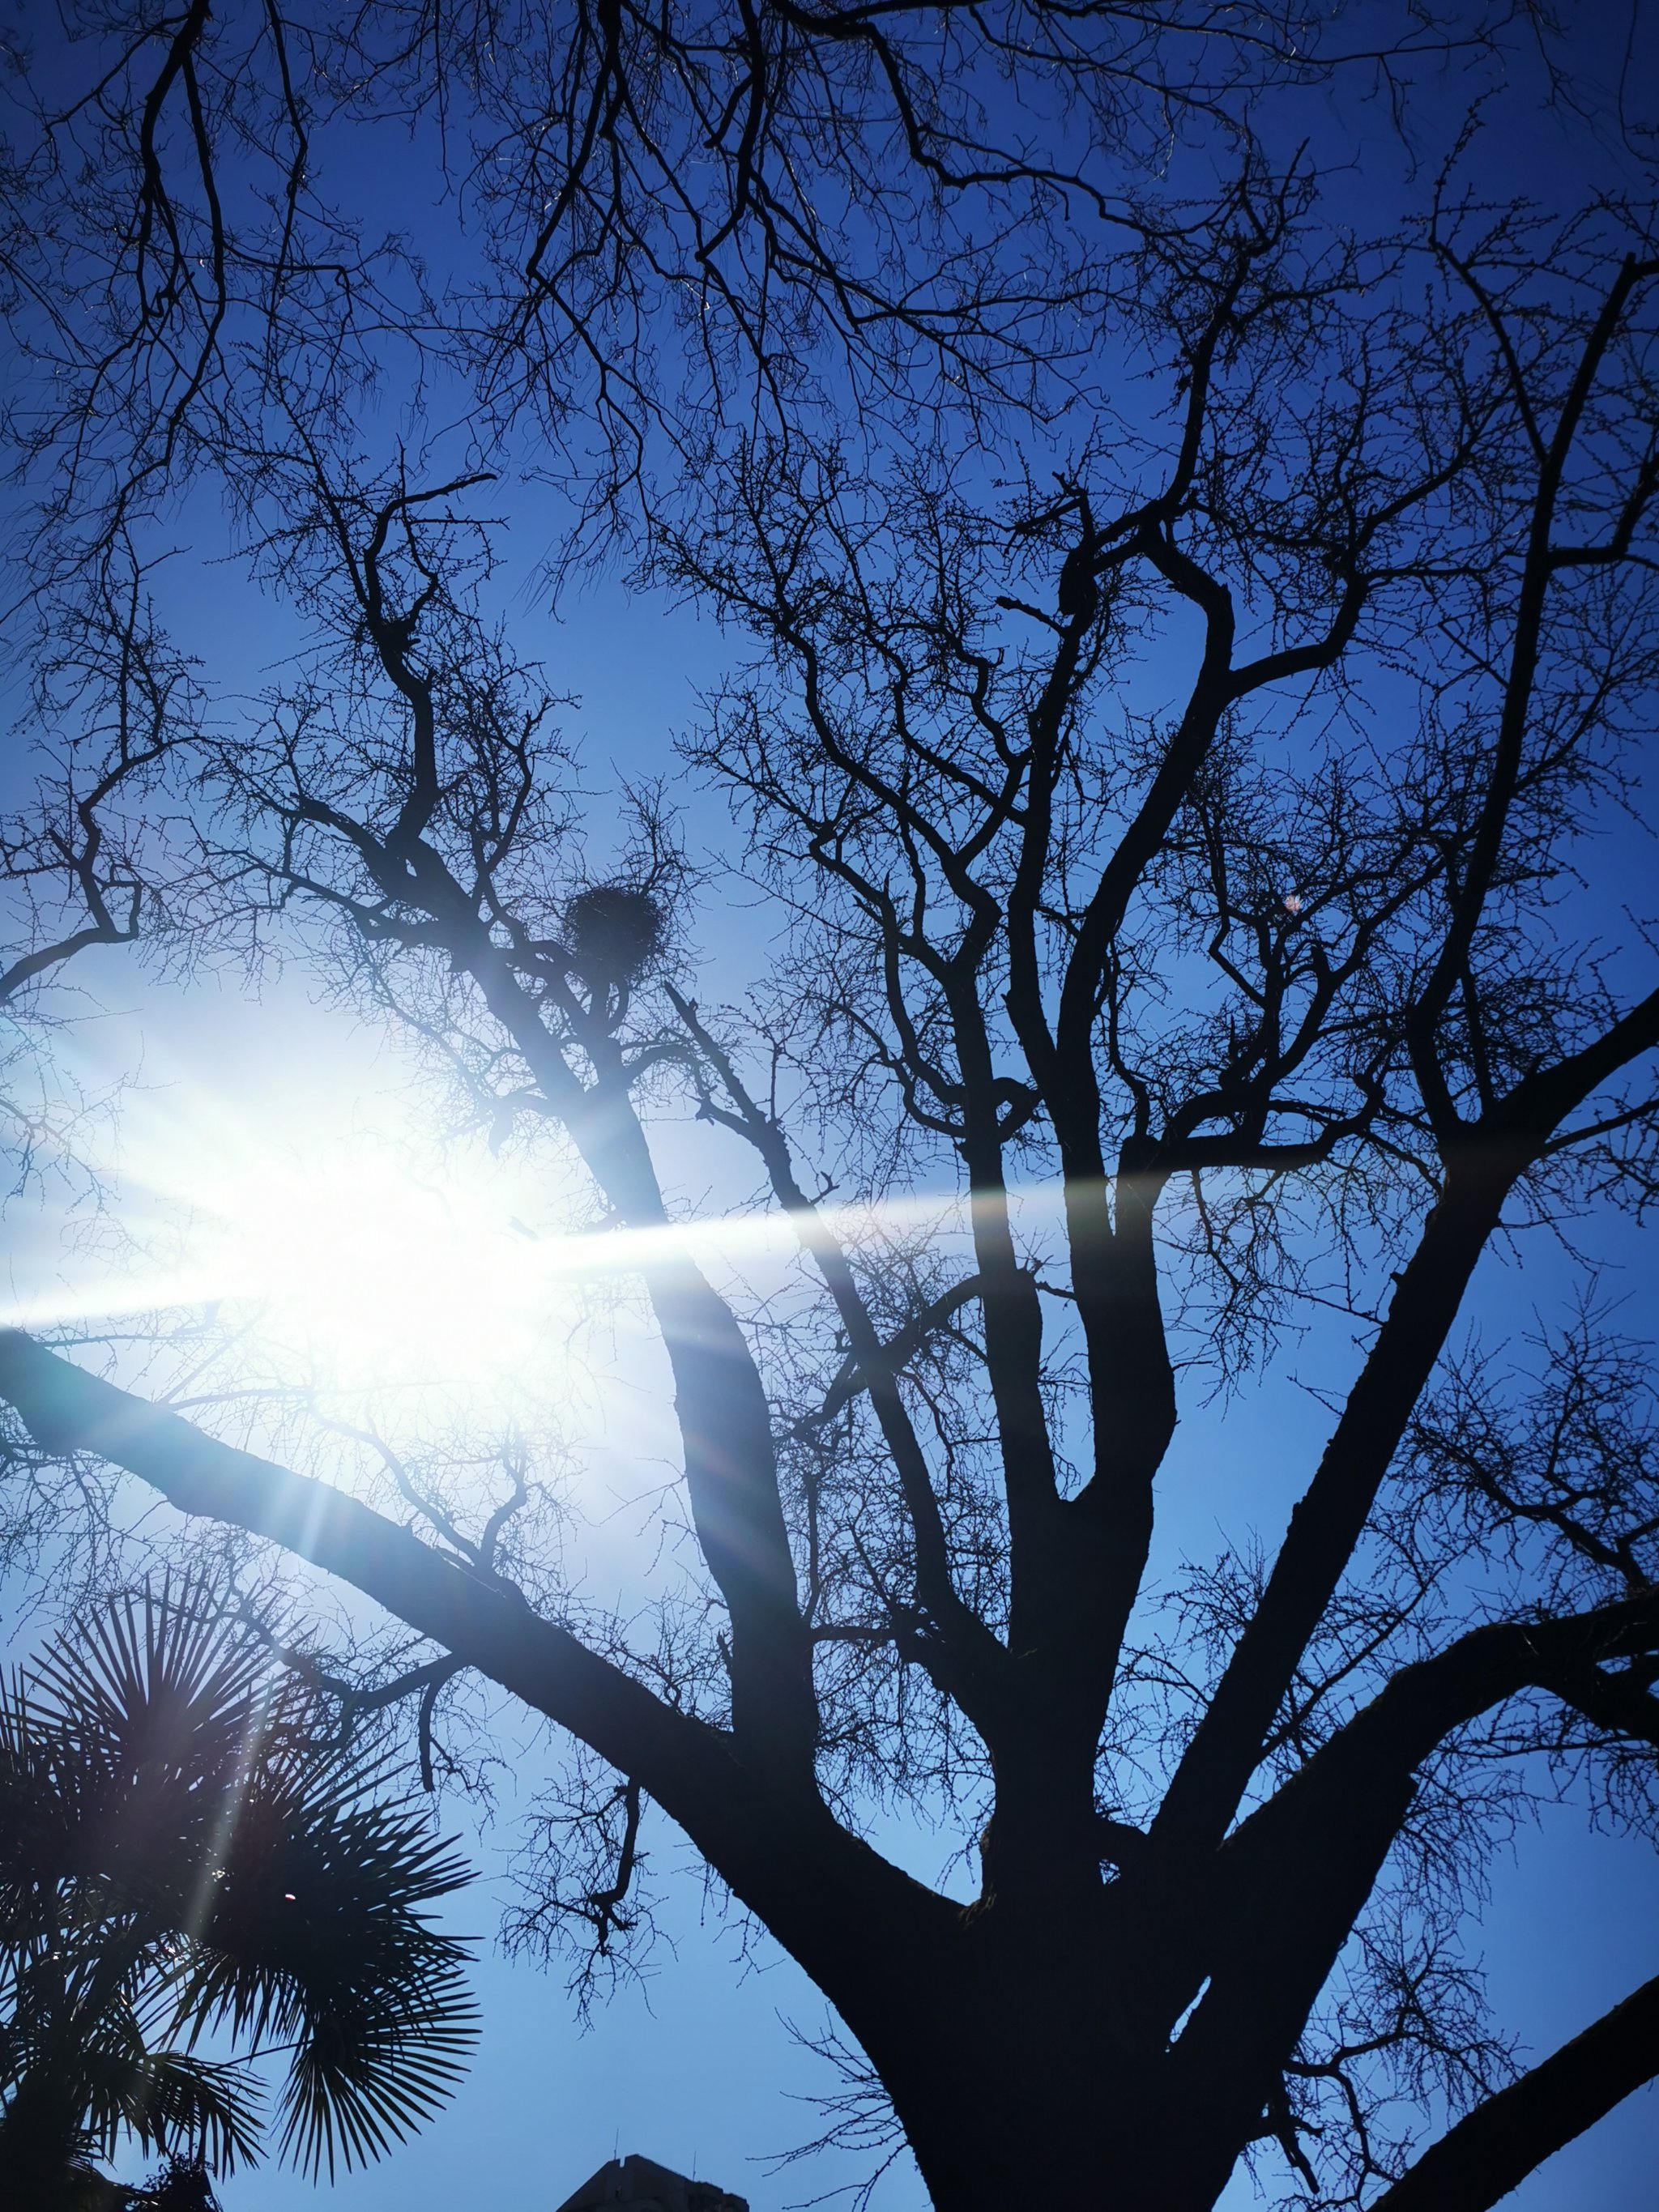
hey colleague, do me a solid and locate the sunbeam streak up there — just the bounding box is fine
[0,1082,996,1409]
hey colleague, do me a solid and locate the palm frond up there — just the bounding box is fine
[275,1979,481,2180]
[1,1579,476,2185]
[110,2048,266,2174]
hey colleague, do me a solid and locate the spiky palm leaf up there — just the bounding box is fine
[0,1579,476,2188]
[4,1969,266,2172]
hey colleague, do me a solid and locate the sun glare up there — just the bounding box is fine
[192,1147,554,1391]
[2,1025,990,1423]
[1,1065,579,1406]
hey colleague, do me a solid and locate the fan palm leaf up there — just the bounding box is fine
[0,1579,476,2191]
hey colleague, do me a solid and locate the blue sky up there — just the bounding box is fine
[5,7,1659,2207]
[10,577,1658,2212]
[36,535,1651,2210]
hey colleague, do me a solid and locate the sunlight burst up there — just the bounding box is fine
[191,1148,554,1389]
[2,1053,987,1417]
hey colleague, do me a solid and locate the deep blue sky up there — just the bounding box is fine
[4,6,1658,2207]
[57,543,1653,2210]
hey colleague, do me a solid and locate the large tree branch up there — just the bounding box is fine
[1154,981,1659,1856]
[545,1020,821,1772]
[1149,1136,1525,1858]
[1158,1593,1659,2176]
[0,1328,959,2000]
[1367,1973,1659,2212]
[0,1329,731,1810]
[276,697,820,1776]
[1228,1591,1659,1899]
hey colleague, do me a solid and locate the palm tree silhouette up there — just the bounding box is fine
[0,1581,477,2207]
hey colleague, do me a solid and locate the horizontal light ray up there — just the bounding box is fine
[1,1181,1115,1340]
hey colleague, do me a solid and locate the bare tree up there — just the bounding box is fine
[3,147,1659,2209]
[0,554,206,1221]
[0,0,1546,586]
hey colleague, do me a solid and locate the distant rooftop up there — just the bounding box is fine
[556,2153,749,2212]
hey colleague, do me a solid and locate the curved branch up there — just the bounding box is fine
[0,1328,745,1836]
[1160,1593,1659,2163]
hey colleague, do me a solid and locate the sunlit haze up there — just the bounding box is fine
[1,1022,970,1420]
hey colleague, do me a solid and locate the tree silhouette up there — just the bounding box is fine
[2,7,1658,2210]
[1,0,1537,584]
[0,1582,476,2208]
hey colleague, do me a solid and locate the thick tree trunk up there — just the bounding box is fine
[805,1909,1240,2212]
[863,2005,1239,2212]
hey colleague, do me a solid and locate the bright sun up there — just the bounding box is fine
[2,1065,578,1409]
[190,1146,556,1392]
[1,1012,969,1425]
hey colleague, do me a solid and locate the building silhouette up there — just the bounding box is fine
[556,2152,749,2212]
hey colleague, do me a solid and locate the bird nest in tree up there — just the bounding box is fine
[563,884,666,987]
